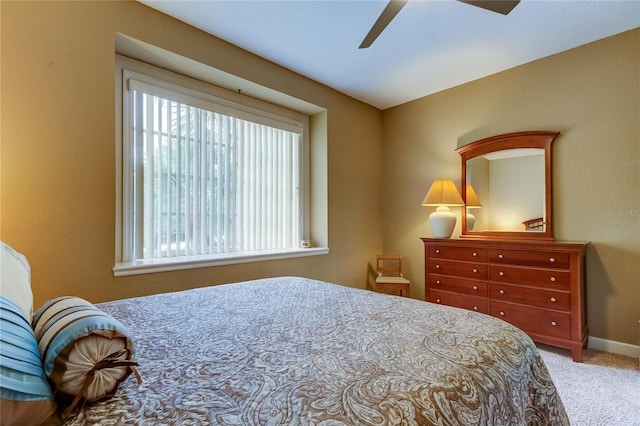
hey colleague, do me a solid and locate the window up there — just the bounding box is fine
[114,56,324,276]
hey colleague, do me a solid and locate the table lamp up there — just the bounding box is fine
[465,184,482,230]
[422,179,464,238]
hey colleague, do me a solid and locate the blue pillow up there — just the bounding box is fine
[0,296,57,426]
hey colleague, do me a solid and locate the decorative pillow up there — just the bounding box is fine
[32,296,140,414]
[0,296,58,426]
[0,241,34,321]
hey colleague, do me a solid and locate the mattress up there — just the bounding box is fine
[62,276,568,425]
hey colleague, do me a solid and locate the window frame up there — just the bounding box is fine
[114,55,326,276]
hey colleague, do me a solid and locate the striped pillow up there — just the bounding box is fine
[0,296,57,426]
[32,297,140,413]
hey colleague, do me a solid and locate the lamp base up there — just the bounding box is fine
[429,206,457,238]
[467,213,476,231]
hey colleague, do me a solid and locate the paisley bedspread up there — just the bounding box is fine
[63,276,568,425]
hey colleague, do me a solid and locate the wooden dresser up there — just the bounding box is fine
[422,238,589,362]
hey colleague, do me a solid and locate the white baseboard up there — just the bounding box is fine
[588,336,640,359]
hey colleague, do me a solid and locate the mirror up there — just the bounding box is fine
[456,131,559,240]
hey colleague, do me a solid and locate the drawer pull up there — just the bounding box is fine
[436,280,441,285]
[472,268,478,273]
[472,252,478,257]
[436,298,441,303]
[498,254,504,259]
[436,264,441,269]
[499,271,505,277]
[499,311,505,316]
[435,249,440,254]
[499,289,505,295]
[550,297,557,302]
[549,257,556,263]
[472,285,478,291]
[550,277,556,282]
[551,321,557,327]
[473,306,478,311]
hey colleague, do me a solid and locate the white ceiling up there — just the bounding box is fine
[140,0,640,110]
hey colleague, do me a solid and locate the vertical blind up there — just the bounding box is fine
[130,87,302,260]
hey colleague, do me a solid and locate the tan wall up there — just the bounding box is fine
[1,1,383,307]
[382,29,640,346]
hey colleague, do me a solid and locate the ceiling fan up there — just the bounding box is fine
[359,0,521,49]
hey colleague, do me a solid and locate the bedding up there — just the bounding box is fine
[1,241,34,321]
[32,296,139,415]
[1,242,58,426]
[61,276,568,425]
[0,296,57,426]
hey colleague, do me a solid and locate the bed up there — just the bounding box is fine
[55,276,568,425]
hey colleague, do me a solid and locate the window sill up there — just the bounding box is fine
[113,247,329,277]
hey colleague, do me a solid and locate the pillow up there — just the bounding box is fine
[32,296,140,414]
[0,242,33,321]
[0,296,58,426]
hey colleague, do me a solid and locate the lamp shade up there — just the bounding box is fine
[422,179,464,206]
[465,184,482,208]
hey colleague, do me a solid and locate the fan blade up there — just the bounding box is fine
[459,0,520,15]
[359,0,409,49]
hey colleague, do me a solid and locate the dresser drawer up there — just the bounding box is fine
[430,275,487,297]
[491,302,571,339]
[430,290,488,314]
[489,283,570,311]
[429,259,488,280]
[429,245,487,262]
[489,265,570,290]
[488,249,569,269]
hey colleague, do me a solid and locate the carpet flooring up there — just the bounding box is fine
[537,344,640,426]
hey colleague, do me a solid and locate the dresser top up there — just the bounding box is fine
[421,237,589,253]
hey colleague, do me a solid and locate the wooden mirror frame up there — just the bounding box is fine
[456,131,559,240]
